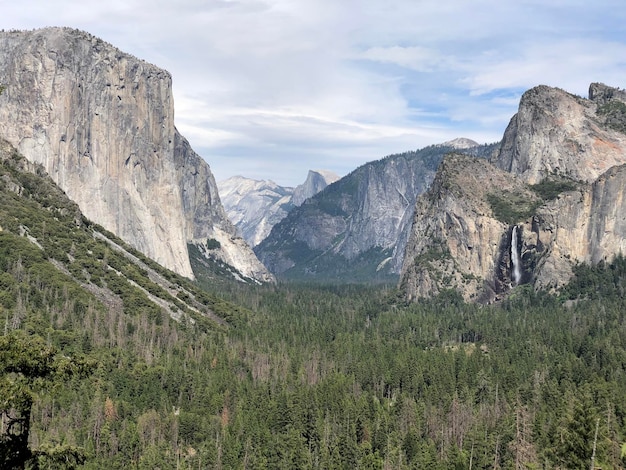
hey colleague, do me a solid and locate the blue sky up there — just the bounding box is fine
[5,0,626,186]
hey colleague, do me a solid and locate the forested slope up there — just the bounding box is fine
[1,141,626,468]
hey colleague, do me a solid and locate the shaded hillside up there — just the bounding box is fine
[255,142,497,283]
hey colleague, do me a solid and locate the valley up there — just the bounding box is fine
[1,27,626,469]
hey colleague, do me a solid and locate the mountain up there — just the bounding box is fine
[0,27,273,283]
[0,136,242,329]
[400,83,626,302]
[291,169,340,206]
[218,169,339,247]
[438,137,480,149]
[255,142,497,282]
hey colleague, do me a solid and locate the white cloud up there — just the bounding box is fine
[461,40,626,97]
[3,0,626,185]
[359,46,443,72]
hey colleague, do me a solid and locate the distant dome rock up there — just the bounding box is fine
[218,170,338,247]
[438,138,480,149]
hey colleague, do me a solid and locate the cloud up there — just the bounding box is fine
[359,46,443,72]
[3,0,626,185]
[461,39,626,97]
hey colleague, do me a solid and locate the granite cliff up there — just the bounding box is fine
[0,27,272,283]
[291,170,339,207]
[400,83,626,301]
[218,170,338,247]
[255,142,495,282]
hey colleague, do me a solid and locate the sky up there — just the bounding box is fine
[4,1,626,186]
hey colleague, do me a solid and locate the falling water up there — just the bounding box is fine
[511,226,522,285]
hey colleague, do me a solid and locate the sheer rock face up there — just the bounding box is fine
[174,133,274,283]
[400,155,538,302]
[291,170,339,207]
[0,27,272,282]
[491,84,626,184]
[218,170,338,248]
[528,164,626,290]
[255,147,450,281]
[401,83,626,301]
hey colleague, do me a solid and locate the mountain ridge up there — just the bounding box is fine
[254,142,497,282]
[218,169,338,247]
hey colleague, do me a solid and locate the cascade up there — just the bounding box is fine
[511,225,522,285]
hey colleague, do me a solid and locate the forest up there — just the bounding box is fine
[1,144,626,469]
[3,252,626,468]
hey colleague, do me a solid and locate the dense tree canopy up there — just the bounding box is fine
[1,261,626,468]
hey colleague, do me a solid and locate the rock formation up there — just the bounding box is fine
[291,170,340,206]
[0,27,272,282]
[399,154,540,301]
[255,143,494,282]
[218,170,338,247]
[491,85,626,184]
[400,83,626,301]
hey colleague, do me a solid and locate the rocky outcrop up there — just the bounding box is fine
[491,84,626,184]
[524,164,626,291]
[255,143,494,282]
[399,154,541,301]
[0,27,272,282]
[218,170,338,248]
[401,83,626,301]
[292,170,339,206]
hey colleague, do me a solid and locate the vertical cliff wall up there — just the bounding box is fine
[399,154,540,302]
[0,27,272,281]
[400,84,626,301]
[175,132,274,282]
[491,85,626,184]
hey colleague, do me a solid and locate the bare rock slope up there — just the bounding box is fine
[0,27,272,282]
[218,170,338,247]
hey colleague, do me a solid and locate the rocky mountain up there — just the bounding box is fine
[438,137,480,149]
[0,27,272,283]
[0,136,240,329]
[255,142,497,282]
[400,83,626,302]
[218,170,338,247]
[291,169,340,206]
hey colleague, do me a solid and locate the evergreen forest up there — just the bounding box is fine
[1,142,626,469]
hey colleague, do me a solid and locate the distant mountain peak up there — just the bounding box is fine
[291,170,340,207]
[309,169,340,181]
[218,170,337,247]
[438,138,480,149]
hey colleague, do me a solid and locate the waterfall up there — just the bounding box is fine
[511,226,522,285]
